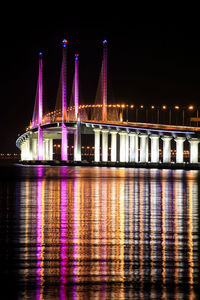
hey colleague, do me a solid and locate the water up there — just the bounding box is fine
[0,164,200,299]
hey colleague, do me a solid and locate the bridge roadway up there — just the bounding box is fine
[16,119,200,167]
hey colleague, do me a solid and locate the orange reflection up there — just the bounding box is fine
[17,167,199,299]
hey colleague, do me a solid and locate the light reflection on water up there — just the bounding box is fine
[0,166,200,299]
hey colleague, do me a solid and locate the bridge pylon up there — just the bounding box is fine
[74,54,81,161]
[37,52,44,160]
[61,39,68,161]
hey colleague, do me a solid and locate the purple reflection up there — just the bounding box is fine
[72,179,78,283]
[36,174,44,299]
[60,167,68,299]
[37,165,44,178]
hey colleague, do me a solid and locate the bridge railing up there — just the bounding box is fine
[28,104,200,130]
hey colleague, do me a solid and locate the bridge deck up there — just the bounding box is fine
[83,120,200,134]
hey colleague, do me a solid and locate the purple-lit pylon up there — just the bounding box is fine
[74,54,79,120]
[74,54,81,161]
[61,39,68,161]
[37,52,44,160]
[38,52,43,124]
[62,39,68,122]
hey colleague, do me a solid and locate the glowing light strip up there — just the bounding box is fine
[62,40,67,122]
[38,53,43,124]
[37,126,43,160]
[74,54,79,120]
[61,123,68,161]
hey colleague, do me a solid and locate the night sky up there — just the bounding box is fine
[0,12,200,152]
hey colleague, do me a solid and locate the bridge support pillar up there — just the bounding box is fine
[50,139,53,160]
[28,138,34,160]
[38,126,44,160]
[94,128,101,162]
[174,137,186,163]
[102,129,109,162]
[125,132,129,162]
[21,141,25,161]
[23,138,31,160]
[32,138,37,160]
[110,130,118,162]
[43,139,53,160]
[189,138,200,163]
[119,131,127,162]
[74,123,81,161]
[61,123,68,161]
[129,132,138,162]
[161,135,172,163]
[150,134,159,163]
[43,139,48,160]
[139,133,148,163]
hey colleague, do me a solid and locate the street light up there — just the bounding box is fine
[174,106,179,125]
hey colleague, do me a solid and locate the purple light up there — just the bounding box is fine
[60,174,68,286]
[38,126,43,160]
[103,39,107,45]
[36,176,44,298]
[72,179,78,282]
[38,52,43,124]
[62,40,67,122]
[74,54,79,120]
[61,123,68,161]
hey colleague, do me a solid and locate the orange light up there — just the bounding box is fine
[121,104,125,108]
[175,105,179,110]
[140,105,144,109]
[151,105,155,109]
[162,105,167,110]
[188,105,194,110]
[130,105,134,108]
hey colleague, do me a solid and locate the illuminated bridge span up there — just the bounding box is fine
[16,40,200,165]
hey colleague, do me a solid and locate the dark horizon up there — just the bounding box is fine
[1,16,200,152]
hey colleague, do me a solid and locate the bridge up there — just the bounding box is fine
[16,40,200,167]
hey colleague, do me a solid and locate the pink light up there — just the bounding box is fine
[74,54,79,120]
[38,53,43,124]
[61,123,68,161]
[36,169,44,299]
[72,179,78,283]
[62,40,67,122]
[37,126,43,160]
[60,173,68,286]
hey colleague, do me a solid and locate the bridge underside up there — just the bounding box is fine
[16,121,200,166]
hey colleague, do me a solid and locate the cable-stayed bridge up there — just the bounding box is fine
[16,40,200,166]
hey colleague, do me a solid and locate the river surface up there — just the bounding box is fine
[0,164,200,299]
